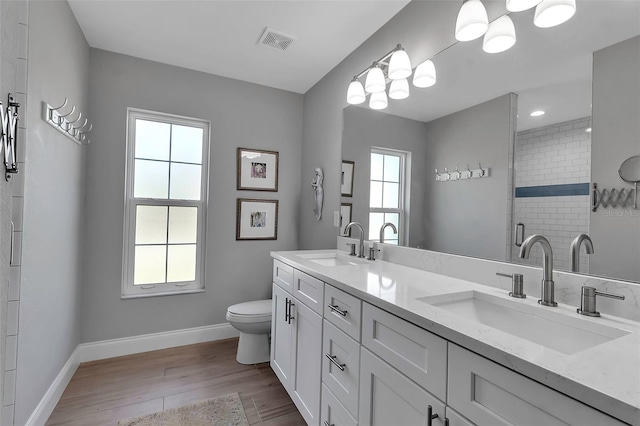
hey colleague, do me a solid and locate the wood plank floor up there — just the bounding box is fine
[46,338,306,426]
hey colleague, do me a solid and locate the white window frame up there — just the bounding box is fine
[122,108,210,298]
[369,147,409,245]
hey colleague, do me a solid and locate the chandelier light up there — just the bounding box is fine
[483,15,516,53]
[388,49,412,80]
[455,0,489,42]
[534,0,576,28]
[364,64,386,94]
[413,59,436,88]
[369,91,388,110]
[346,78,366,105]
[389,78,410,100]
[506,0,542,12]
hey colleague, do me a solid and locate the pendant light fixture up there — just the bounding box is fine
[389,78,410,100]
[346,77,366,105]
[388,48,412,80]
[364,63,386,93]
[483,15,516,53]
[506,0,542,12]
[369,91,388,110]
[534,0,576,28]
[413,59,437,88]
[455,0,489,42]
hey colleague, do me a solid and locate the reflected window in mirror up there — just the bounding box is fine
[369,148,408,245]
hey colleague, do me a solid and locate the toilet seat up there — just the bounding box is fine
[227,300,272,323]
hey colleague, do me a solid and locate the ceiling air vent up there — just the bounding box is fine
[258,28,296,52]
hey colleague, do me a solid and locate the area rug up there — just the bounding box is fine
[118,392,249,426]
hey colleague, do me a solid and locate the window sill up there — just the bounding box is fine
[121,288,205,300]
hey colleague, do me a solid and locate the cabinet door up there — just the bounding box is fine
[322,384,358,426]
[290,296,323,425]
[445,407,475,426]
[271,283,292,387]
[359,348,446,426]
[448,344,627,426]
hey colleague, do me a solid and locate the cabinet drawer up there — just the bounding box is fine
[273,260,294,291]
[324,284,362,341]
[322,384,358,426]
[448,344,626,426]
[445,407,475,426]
[322,321,360,419]
[293,269,324,314]
[362,302,447,402]
[359,347,446,426]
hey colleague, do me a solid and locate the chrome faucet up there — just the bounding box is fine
[345,221,365,258]
[519,235,557,307]
[379,222,398,243]
[570,234,594,273]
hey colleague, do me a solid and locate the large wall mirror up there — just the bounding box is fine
[341,1,640,283]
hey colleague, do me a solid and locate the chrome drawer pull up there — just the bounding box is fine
[325,353,346,371]
[427,405,439,426]
[328,304,347,316]
[324,422,334,426]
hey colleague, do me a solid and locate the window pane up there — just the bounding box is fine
[370,181,383,208]
[384,155,400,183]
[134,245,166,285]
[167,245,196,282]
[135,206,167,244]
[134,159,169,199]
[169,163,202,200]
[171,125,203,164]
[168,207,198,244]
[368,212,384,240]
[371,153,384,180]
[383,182,399,208]
[135,119,170,161]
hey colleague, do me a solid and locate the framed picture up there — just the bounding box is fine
[340,203,352,236]
[341,160,355,197]
[237,148,279,191]
[236,198,278,240]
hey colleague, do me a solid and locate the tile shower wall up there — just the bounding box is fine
[511,117,591,272]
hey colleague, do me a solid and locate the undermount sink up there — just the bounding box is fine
[297,252,368,267]
[416,291,630,355]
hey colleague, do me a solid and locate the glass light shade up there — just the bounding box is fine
[369,91,388,110]
[534,0,576,28]
[506,0,542,12]
[483,15,516,54]
[389,79,409,100]
[347,79,366,105]
[413,60,436,88]
[455,0,489,42]
[365,66,386,93]
[388,49,412,80]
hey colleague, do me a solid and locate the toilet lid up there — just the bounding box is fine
[227,299,272,316]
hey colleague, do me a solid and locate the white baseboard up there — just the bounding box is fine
[26,323,239,425]
[25,346,82,426]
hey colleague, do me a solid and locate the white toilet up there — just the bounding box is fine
[226,299,272,364]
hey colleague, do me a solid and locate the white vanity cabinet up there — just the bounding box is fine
[271,262,323,426]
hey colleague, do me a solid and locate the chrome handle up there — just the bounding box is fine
[427,405,439,426]
[577,286,625,317]
[285,298,290,323]
[327,304,347,316]
[595,289,625,300]
[325,353,346,371]
[515,223,525,247]
[288,300,295,324]
[497,272,526,298]
[9,221,15,265]
[323,422,334,426]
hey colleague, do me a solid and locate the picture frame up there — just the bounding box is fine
[236,198,278,240]
[341,160,355,197]
[340,203,352,237]
[237,148,279,191]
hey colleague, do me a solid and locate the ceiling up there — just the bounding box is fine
[68,0,410,94]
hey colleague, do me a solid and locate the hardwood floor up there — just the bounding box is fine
[46,338,306,426]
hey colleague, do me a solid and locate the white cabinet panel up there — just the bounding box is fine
[294,269,324,314]
[271,283,292,386]
[322,320,360,419]
[362,302,448,401]
[445,407,475,426]
[322,384,358,426]
[324,284,362,342]
[359,348,446,426]
[448,344,626,426]
[273,259,294,291]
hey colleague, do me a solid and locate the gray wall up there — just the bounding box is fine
[590,36,640,282]
[15,1,89,424]
[341,106,430,247]
[422,94,514,261]
[81,50,302,342]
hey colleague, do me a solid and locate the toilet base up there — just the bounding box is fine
[236,332,270,364]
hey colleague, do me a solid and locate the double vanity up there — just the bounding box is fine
[270,249,639,426]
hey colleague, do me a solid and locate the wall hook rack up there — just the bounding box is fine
[1,93,21,181]
[42,98,92,145]
[436,163,489,182]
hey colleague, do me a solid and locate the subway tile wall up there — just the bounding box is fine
[511,117,591,272]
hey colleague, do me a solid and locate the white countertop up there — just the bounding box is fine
[272,249,640,425]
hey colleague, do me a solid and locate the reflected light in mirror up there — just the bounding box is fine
[530,110,545,117]
[483,15,517,53]
[347,78,366,105]
[388,49,412,80]
[506,0,542,12]
[413,59,437,88]
[455,0,489,41]
[389,78,410,100]
[534,0,576,28]
[365,65,386,93]
[370,91,388,110]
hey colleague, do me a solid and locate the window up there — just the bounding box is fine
[122,109,210,298]
[368,148,408,245]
